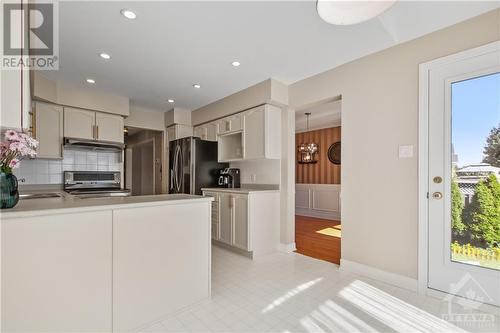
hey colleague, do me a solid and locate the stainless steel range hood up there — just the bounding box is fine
[64,138,125,151]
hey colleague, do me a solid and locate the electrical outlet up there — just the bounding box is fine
[399,145,414,158]
[251,174,257,183]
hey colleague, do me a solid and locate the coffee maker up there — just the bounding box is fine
[218,168,241,188]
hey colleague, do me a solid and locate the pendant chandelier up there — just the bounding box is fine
[298,113,318,164]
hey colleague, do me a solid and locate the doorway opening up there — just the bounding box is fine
[124,127,164,196]
[294,99,342,264]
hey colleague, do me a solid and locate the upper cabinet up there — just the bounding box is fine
[194,122,218,142]
[33,102,63,159]
[95,112,124,143]
[64,107,124,143]
[212,104,281,162]
[166,124,193,142]
[64,107,95,141]
[243,105,281,160]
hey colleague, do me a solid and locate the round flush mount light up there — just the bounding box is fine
[192,84,201,89]
[86,78,96,84]
[168,99,174,103]
[120,9,137,19]
[316,0,396,25]
[231,61,241,67]
[99,53,111,60]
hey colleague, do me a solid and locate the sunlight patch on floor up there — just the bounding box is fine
[262,278,323,313]
[316,227,341,238]
[338,280,466,332]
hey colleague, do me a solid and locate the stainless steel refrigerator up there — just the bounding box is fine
[169,137,228,195]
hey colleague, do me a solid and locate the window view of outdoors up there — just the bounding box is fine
[451,72,500,270]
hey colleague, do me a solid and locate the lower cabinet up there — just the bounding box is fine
[203,190,279,256]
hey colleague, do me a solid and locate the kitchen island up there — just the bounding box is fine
[1,194,213,332]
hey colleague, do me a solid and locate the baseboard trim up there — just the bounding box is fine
[278,242,296,253]
[340,259,418,292]
[296,209,340,221]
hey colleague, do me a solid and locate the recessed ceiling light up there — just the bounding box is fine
[99,53,111,60]
[86,78,95,84]
[231,61,241,67]
[192,84,201,89]
[168,99,174,103]
[120,9,137,19]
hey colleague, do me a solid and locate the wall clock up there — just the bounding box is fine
[328,141,341,165]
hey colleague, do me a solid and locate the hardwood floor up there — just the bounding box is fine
[295,215,341,264]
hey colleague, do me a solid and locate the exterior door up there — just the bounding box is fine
[424,42,500,306]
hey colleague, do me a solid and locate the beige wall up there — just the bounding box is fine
[289,9,500,280]
[191,79,288,125]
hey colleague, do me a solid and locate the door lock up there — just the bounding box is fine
[432,192,443,200]
[433,176,443,184]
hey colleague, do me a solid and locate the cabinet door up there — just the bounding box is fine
[194,126,207,140]
[217,118,231,135]
[229,114,242,132]
[95,112,124,143]
[244,107,266,159]
[35,102,63,159]
[232,194,248,250]
[219,193,233,244]
[207,123,218,141]
[64,107,95,140]
[2,211,113,332]
[166,126,176,142]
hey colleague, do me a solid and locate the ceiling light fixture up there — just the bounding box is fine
[168,99,174,103]
[231,61,241,67]
[192,84,201,89]
[86,78,96,84]
[298,113,318,164]
[316,0,396,25]
[99,53,111,60]
[120,9,137,19]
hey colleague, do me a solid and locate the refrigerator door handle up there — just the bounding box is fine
[173,144,180,192]
[178,146,184,193]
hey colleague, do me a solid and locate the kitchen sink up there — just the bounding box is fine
[19,193,63,200]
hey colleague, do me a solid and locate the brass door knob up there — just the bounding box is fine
[432,192,443,199]
[433,176,443,184]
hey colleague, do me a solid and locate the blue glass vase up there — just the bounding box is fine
[0,172,19,209]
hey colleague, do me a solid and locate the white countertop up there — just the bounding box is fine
[1,193,213,219]
[201,187,280,194]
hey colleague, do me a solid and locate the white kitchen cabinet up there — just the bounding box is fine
[219,192,233,244]
[243,104,281,159]
[1,211,113,332]
[96,112,124,143]
[194,122,218,141]
[218,131,243,162]
[217,114,242,135]
[64,107,96,140]
[203,191,220,240]
[203,189,280,256]
[166,124,192,142]
[233,194,249,250]
[34,101,63,159]
[64,107,124,143]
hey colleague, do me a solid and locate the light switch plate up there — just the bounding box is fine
[399,145,414,158]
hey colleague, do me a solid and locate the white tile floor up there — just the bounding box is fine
[138,246,499,333]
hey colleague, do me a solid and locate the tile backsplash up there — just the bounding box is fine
[14,148,122,185]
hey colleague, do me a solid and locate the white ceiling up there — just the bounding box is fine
[296,100,341,132]
[43,1,499,112]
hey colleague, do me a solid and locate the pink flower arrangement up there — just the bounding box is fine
[0,130,38,174]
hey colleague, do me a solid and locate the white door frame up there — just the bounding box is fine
[418,41,500,306]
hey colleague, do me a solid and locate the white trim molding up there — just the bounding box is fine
[277,242,296,253]
[340,259,418,292]
[418,41,500,297]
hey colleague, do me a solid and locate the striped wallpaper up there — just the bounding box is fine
[296,126,341,184]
